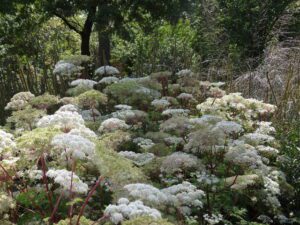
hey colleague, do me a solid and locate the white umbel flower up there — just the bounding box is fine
[99,118,130,133]
[104,198,161,224]
[5,92,35,110]
[124,183,168,205]
[99,76,120,84]
[46,169,88,194]
[162,109,190,117]
[51,133,95,160]
[57,104,79,113]
[37,111,85,130]
[114,104,132,110]
[70,79,97,88]
[0,130,16,153]
[95,66,119,76]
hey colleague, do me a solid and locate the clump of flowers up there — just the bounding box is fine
[132,137,155,150]
[46,169,88,194]
[104,198,161,224]
[0,129,16,153]
[162,108,190,117]
[118,151,155,166]
[51,133,95,161]
[0,193,15,215]
[151,99,171,111]
[53,61,83,77]
[160,152,199,176]
[37,110,85,131]
[95,65,120,78]
[70,79,97,89]
[99,118,130,133]
[99,76,119,85]
[5,91,35,110]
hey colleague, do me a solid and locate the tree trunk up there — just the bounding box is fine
[80,5,97,56]
[81,32,91,56]
[97,31,111,66]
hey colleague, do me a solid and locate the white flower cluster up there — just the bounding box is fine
[51,133,95,161]
[208,87,226,98]
[214,120,244,135]
[255,121,276,135]
[5,91,35,110]
[46,169,88,194]
[37,111,85,130]
[189,115,223,127]
[164,136,184,146]
[203,213,223,225]
[115,104,132,110]
[196,171,220,186]
[133,137,155,150]
[95,66,119,76]
[0,129,16,153]
[151,99,170,110]
[99,76,119,84]
[176,69,192,77]
[99,118,130,133]
[124,182,205,215]
[124,184,168,205]
[0,192,15,215]
[104,198,161,224]
[57,104,79,113]
[112,110,146,123]
[68,126,97,139]
[118,151,155,166]
[225,144,264,169]
[160,152,198,175]
[162,182,205,215]
[70,79,97,88]
[197,93,277,124]
[256,145,279,158]
[241,133,275,146]
[162,108,190,117]
[53,61,82,77]
[177,93,194,101]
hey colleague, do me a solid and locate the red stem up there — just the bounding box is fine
[40,154,54,210]
[75,176,104,225]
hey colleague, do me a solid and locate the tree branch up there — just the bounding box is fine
[53,12,82,35]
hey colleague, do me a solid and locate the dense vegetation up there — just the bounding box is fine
[0,0,299,225]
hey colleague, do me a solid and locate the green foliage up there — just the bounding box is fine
[16,127,61,152]
[112,19,199,75]
[67,85,92,97]
[30,93,59,110]
[104,80,159,109]
[7,106,45,130]
[276,120,300,212]
[217,0,294,58]
[94,140,147,197]
[54,216,94,225]
[76,89,108,108]
[122,216,175,225]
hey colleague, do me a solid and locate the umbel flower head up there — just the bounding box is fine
[104,198,161,224]
[37,110,85,131]
[95,65,120,77]
[5,91,35,111]
[70,79,97,89]
[99,118,130,133]
[51,133,95,161]
[46,169,88,194]
[0,129,16,153]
